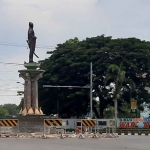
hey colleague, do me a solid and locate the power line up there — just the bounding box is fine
[0,95,18,96]
[0,49,148,66]
[0,61,24,65]
[0,71,15,72]
[43,85,90,88]
[0,42,55,49]
[0,79,22,81]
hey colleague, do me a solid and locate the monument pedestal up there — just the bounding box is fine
[18,115,45,133]
[18,62,45,115]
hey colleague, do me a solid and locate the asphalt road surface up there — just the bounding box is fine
[0,136,149,150]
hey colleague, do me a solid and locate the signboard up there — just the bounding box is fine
[98,121,107,126]
[0,119,18,126]
[144,118,150,122]
[119,122,150,128]
[62,121,66,126]
[109,120,115,126]
[119,118,132,122]
[76,122,81,126]
[131,101,137,109]
[119,118,150,128]
[119,118,150,122]
[44,119,62,126]
[120,122,136,128]
[87,112,90,117]
[132,118,144,122]
[82,119,96,127]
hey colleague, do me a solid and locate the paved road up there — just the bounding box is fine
[0,136,149,150]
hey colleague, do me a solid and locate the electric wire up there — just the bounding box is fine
[0,42,55,49]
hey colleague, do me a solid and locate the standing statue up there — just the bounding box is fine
[27,22,38,63]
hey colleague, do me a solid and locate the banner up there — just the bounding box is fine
[119,117,150,128]
[119,122,150,128]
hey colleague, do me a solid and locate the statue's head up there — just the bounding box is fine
[29,22,33,28]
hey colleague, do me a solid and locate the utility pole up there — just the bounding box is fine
[90,62,93,119]
[43,62,93,118]
[57,99,59,118]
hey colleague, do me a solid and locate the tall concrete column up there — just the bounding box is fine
[19,73,32,114]
[18,63,44,115]
[31,72,43,113]
[26,73,32,111]
[24,80,27,109]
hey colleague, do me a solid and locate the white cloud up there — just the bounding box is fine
[95,0,150,39]
[1,0,108,44]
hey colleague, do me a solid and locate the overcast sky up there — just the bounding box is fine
[0,0,150,105]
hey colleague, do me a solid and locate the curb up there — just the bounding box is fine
[117,132,150,136]
[119,133,150,136]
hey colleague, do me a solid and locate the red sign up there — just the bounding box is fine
[119,122,150,128]
[133,118,144,122]
[120,122,136,128]
[131,101,137,109]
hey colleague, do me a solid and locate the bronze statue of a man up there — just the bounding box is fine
[27,22,37,63]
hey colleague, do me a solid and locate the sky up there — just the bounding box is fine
[0,0,150,105]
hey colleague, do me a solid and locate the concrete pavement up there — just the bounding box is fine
[0,136,149,150]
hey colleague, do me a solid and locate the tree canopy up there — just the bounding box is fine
[38,35,150,118]
[0,108,8,119]
[0,104,19,116]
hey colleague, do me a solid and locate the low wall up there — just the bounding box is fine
[17,117,86,133]
[2,117,149,133]
[18,116,45,133]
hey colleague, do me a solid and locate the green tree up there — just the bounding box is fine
[0,104,19,116]
[0,108,8,119]
[38,35,150,118]
[105,64,126,125]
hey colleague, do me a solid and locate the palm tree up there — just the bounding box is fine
[105,64,125,127]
